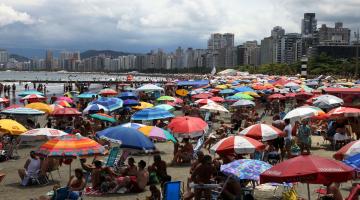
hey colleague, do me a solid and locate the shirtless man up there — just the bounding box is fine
[120,157,138,176]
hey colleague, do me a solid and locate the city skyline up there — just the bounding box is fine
[1,0,360,57]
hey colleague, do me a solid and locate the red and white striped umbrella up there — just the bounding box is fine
[328,107,360,118]
[195,99,215,105]
[20,94,46,102]
[209,96,225,103]
[333,140,360,160]
[210,135,265,155]
[239,124,285,141]
[0,97,9,103]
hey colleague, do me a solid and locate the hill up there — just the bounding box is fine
[9,54,31,62]
[80,50,133,59]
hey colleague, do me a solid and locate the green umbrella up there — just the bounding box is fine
[89,113,116,123]
[233,93,254,100]
[154,104,175,111]
[156,96,176,101]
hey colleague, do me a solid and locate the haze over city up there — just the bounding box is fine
[1,0,360,57]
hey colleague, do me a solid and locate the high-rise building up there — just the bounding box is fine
[271,26,285,39]
[0,49,9,63]
[208,33,225,50]
[318,22,351,45]
[223,33,235,48]
[244,41,261,66]
[280,33,303,64]
[45,50,53,70]
[260,37,274,65]
[301,13,317,36]
[271,26,285,63]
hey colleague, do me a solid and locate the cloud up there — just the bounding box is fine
[0,4,36,27]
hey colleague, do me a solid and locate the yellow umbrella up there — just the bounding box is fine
[64,92,73,98]
[243,91,260,98]
[25,102,52,114]
[216,85,228,89]
[132,102,154,110]
[0,119,27,135]
[176,89,189,97]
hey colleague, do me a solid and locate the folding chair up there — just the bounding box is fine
[105,146,120,167]
[163,181,182,200]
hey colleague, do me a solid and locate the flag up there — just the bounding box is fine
[211,66,216,76]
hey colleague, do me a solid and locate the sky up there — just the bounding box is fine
[0,0,359,57]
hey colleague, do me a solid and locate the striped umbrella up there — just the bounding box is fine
[20,94,46,102]
[51,107,81,117]
[327,107,360,118]
[83,104,109,114]
[239,124,285,141]
[25,102,52,114]
[131,108,174,120]
[210,135,265,155]
[21,128,68,138]
[200,103,229,113]
[55,100,71,107]
[18,90,43,97]
[89,113,116,123]
[1,107,45,116]
[138,126,176,143]
[57,96,74,104]
[0,97,9,103]
[0,119,27,135]
[195,99,215,105]
[37,134,105,157]
[49,104,64,112]
[334,140,360,160]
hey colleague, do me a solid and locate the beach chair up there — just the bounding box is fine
[193,135,205,159]
[163,181,182,200]
[105,146,120,167]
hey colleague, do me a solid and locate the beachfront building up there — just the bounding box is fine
[318,22,351,45]
[244,41,261,66]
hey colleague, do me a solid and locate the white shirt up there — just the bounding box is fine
[284,124,292,140]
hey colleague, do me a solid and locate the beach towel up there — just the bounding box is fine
[83,187,104,196]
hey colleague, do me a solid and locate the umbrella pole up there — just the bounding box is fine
[69,163,72,180]
[307,183,311,200]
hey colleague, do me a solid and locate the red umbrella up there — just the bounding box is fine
[210,135,265,155]
[192,93,213,99]
[327,106,360,118]
[195,99,214,105]
[260,155,354,185]
[285,93,296,98]
[2,104,23,110]
[238,124,285,141]
[168,116,208,138]
[20,94,46,103]
[295,91,313,99]
[99,88,118,96]
[210,96,225,103]
[174,98,183,104]
[333,140,360,160]
[51,108,81,117]
[0,98,9,103]
[209,89,220,94]
[57,96,74,104]
[268,94,285,100]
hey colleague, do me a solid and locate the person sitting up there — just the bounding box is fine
[147,184,161,200]
[91,160,117,191]
[66,168,86,200]
[79,158,94,173]
[111,160,149,193]
[190,155,216,200]
[148,155,169,185]
[172,138,193,164]
[18,151,41,185]
[120,157,138,176]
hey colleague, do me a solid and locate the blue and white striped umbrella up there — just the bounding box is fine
[131,108,174,120]
[1,107,45,115]
[83,104,109,114]
[90,97,123,112]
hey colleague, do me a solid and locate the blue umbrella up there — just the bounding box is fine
[90,97,123,112]
[225,95,242,101]
[219,89,235,94]
[120,122,145,129]
[83,104,109,114]
[123,99,140,106]
[96,126,155,151]
[118,92,138,100]
[233,86,254,93]
[77,92,96,99]
[18,90,43,97]
[344,153,360,171]
[131,108,174,120]
[1,107,45,115]
[220,159,272,181]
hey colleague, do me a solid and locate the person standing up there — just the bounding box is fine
[283,119,292,159]
[298,119,311,154]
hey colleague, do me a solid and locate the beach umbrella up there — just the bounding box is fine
[242,91,260,98]
[174,97,184,104]
[343,153,360,171]
[190,88,205,95]
[123,99,140,107]
[327,107,360,118]
[0,119,27,135]
[283,106,324,120]
[215,85,228,89]
[99,88,118,96]
[234,86,254,93]
[225,95,242,101]
[268,94,285,100]
[210,135,265,155]
[221,159,272,181]
[219,89,235,94]
[25,102,52,114]
[138,126,176,143]
[333,140,360,160]
[132,102,154,110]
[89,113,116,123]
[77,92,96,99]
[231,100,255,108]
[260,155,355,200]
[209,96,225,103]
[118,92,137,100]
[176,89,189,96]
[238,124,285,141]
[49,104,64,112]
[0,97,9,103]
[20,94,46,102]
[200,103,229,113]
[91,97,123,111]
[55,100,71,107]
[131,108,174,120]
[192,93,213,99]
[51,107,81,117]
[285,93,297,98]
[154,104,175,112]
[195,99,215,105]
[156,96,176,101]
[37,134,105,157]
[21,128,68,138]
[2,104,22,110]
[312,95,344,109]
[168,116,208,138]
[97,126,155,151]
[136,84,164,92]
[83,104,109,114]
[284,82,300,89]
[233,93,254,100]
[18,90,43,97]
[57,96,74,104]
[120,122,145,129]
[1,107,45,116]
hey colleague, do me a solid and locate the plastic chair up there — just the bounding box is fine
[163,181,181,200]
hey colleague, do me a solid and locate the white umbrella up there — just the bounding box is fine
[231,100,255,108]
[313,95,344,109]
[200,103,229,113]
[283,106,324,120]
[135,84,164,92]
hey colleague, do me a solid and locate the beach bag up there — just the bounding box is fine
[282,187,298,200]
